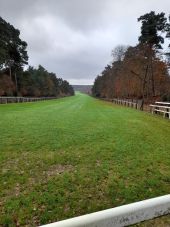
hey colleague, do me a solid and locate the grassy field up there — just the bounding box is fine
[0,92,170,226]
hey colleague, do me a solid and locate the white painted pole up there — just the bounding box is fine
[40,195,170,227]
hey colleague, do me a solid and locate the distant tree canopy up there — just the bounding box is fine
[17,65,74,97]
[0,17,74,97]
[92,11,170,102]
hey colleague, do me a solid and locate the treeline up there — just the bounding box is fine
[0,17,74,97]
[0,65,74,97]
[92,12,170,102]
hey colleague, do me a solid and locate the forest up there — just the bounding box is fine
[0,17,74,97]
[92,11,170,102]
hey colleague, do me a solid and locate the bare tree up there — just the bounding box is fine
[112,45,128,62]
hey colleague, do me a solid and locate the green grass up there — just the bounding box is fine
[0,92,170,226]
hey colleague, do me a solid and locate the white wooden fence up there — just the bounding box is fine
[0,96,57,104]
[40,195,170,227]
[112,99,170,119]
[112,98,140,109]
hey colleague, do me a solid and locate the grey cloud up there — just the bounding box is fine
[0,0,170,84]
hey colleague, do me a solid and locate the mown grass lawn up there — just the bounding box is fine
[0,93,170,226]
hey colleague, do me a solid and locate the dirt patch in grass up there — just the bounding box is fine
[27,164,75,190]
[44,164,74,177]
[29,164,74,183]
[2,164,74,200]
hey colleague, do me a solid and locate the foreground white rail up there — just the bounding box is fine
[40,195,170,227]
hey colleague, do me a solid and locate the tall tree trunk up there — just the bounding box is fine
[150,55,155,96]
[149,45,155,97]
[9,66,12,80]
[142,65,148,100]
[141,65,148,111]
[14,72,18,96]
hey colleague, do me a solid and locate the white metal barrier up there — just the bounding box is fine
[40,195,170,227]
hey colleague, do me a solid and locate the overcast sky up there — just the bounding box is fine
[0,0,170,84]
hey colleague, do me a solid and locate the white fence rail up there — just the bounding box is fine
[40,194,170,227]
[150,101,170,119]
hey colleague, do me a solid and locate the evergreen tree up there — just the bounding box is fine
[0,17,28,72]
[138,11,167,96]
